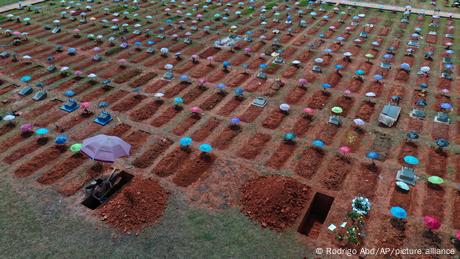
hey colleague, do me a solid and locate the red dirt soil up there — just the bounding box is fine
[99,177,169,232]
[240,175,311,230]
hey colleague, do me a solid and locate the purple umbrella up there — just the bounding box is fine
[81,134,131,162]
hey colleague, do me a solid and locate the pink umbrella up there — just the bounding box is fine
[13,31,21,36]
[456,230,460,240]
[339,146,351,154]
[344,89,352,96]
[73,29,80,33]
[74,70,83,76]
[303,107,314,114]
[93,47,101,52]
[424,216,441,231]
[81,102,90,109]
[20,123,33,133]
[441,89,449,94]
[190,106,203,113]
[298,78,307,86]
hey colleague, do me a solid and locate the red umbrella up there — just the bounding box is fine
[424,216,441,231]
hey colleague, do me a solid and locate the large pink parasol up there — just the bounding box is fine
[423,216,441,231]
[81,134,131,162]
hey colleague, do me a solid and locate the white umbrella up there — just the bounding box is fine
[420,66,430,73]
[344,52,352,57]
[154,92,164,98]
[279,103,290,111]
[353,118,365,126]
[3,114,15,121]
[365,92,376,97]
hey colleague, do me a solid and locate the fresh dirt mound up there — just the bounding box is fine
[240,175,310,230]
[99,178,169,232]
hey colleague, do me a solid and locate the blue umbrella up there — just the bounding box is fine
[444,64,453,70]
[216,83,226,90]
[199,143,213,153]
[390,206,407,219]
[446,50,455,55]
[134,41,142,47]
[374,74,383,81]
[55,134,68,145]
[419,83,428,89]
[223,61,231,67]
[259,64,268,69]
[64,90,75,97]
[98,101,109,108]
[322,83,331,89]
[383,54,393,59]
[403,155,419,165]
[234,87,244,96]
[335,64,344,70]
[391,95,401,102]
[367,151,380,159]
[179,137,192,147]
[35,128,49,135]
[355,69,365,75]
[36,82,44,88]
[179,74,189,82]
[416,99,427,106]
[21,75,31,82]
[435,138,449,148]
[230,117,240,125]
[336,36,345,41]
[400,63,410,70]
[174,97,184,105]
[440,103,452,110]
[312,139,325,148]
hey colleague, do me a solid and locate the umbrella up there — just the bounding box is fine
[374,74,383,81]
[322,83,331,89]
[383,54,393,59]
[55,134,68,145]
[339,146,351,154]
[190,107,203,113]
[456,230,460,240]
[312,139,325,148]
[179,137,192,147]
[365,53,374,59]
[3,114,15,122]
[367,151,380,160]
[230,117,240,125]
[304,107,314,114]
[390,206,407,219]
[81,102,90,109]
[279,103,290,111]
[20,75,31,82]
[179,74,189,82]
[424,216,441,231]
[440,103,452,110]
[164,64,173,70]
[70,143,82,152]
[259,64,268,69]
[400,63,410,70]
[314,58,324,64]
[420,66,430,73]
[283,132,296,141]
[35,128,48,135]
[427,176,444,185]
[355,69,365,75]
[435,138,449,148]
[98,102,109,108]
[403,155,419,165]
[331,106,343,114]
[335,64,344,70]
[353,118,365,126]
[406,131,419,140]
[64,90,75,97]
[199,143,213,153]
[174,97,184,105]
[216,83,226,90]
[343,52,352,57]
[234,87,244,96]
[20,123,33,132]
[365,92,376,97]
[81,134,131,162]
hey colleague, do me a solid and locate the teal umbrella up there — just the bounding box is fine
[179,137,192,147]
[35,128,49,135]
[403,155,419,165]
[199,143,213,153]
[21,75,31,82]
[390,206,407,219]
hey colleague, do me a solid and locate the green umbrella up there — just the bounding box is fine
[365,53,374,59]
[427,176,444,185]
[331,106,343,114]
[70,143,82,152]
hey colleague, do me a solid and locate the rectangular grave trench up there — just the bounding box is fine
[81,171,134,210]
[297,192,334,238]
